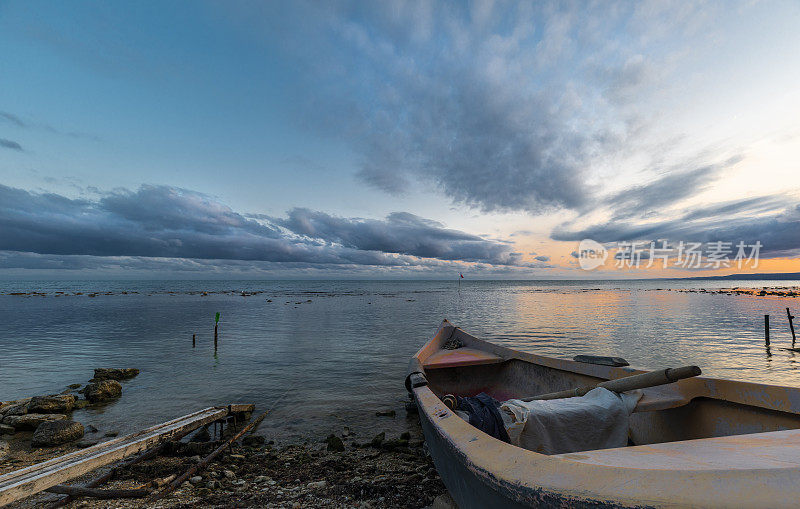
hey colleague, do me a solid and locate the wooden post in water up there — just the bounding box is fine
[192,333,196,348]
[214,312,220,352]
[765,314,770,346]
[788,308,796,348]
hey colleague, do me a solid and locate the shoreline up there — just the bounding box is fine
[1,374,448,508]
[5,414,447,508]
[2,284,799,299]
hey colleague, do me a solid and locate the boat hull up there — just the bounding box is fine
[409,320,800,508]
[417,391,624,508]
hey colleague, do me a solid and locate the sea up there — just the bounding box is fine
[2,279,799,443]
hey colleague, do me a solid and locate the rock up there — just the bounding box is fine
[326,434,345,452]
[307,480,327,489]
[189,455,202,463]
[73,400,90,410]
[198,487,211,497]
[242,435,265,447]
[400,431,411,440]
[0,398,31,415]
[223,469,236,479]
[86,424,98,433]
[83,380,122,403]
[181,481,192,489]
[28,395,76,414]
[92,368,140,381]
[4,414,67,431]
[1,403,28,417]
[429,492,458,509]
[0,440,8,459]
[76,439,99,448]
[104,430,119,437]
[382,438,409,450]
[207,480,221,489]
[254,476,269,483]
[67,383,82,389]
[370,432,385,448]
[375,409,396,417]
[190,476,203,485]
[0,424,15,435]
[32,420,84,447]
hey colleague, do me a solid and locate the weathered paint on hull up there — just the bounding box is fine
[417,396,628,509]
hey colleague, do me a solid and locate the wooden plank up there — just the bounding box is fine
[423,348,503,370]
[227,403,255,413]
[0,406,230,506]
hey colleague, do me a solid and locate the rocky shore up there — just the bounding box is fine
[672,286,800,297]
[101,433,441,508]
[1,368,138,464]
[7,410,450,509]
[2,370,452,508]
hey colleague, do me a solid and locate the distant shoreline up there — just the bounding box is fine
[0,273,799,283]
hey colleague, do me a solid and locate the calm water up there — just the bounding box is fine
[2,279,800,442]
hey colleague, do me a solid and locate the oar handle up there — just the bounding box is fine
[522,365,701,402]
[441,366,701,410]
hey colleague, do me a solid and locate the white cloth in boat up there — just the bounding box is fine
[499,388,642,455]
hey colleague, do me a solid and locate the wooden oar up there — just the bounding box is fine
[442,366,700,410]
[520,365,701,402]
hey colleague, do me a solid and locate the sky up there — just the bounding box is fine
[0,0,799,279]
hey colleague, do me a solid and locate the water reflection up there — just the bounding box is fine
[1,279,799,442]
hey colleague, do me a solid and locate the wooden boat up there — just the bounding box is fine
[407,320,800,508]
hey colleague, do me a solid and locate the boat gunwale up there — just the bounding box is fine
[414,320,800,416]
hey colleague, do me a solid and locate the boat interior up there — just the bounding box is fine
[415,321,800,469]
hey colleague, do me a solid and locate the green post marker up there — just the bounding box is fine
[214,312,220,351]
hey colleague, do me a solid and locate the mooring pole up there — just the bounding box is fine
[214,312,220,352]
[788,308,796,348]
[765,314,770,346]
[192,333,196,348]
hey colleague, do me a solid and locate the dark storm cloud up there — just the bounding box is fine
[0,250,555,279]
[0,138,23,151]
[275,208,520,265]
[552,197,800,258]
[99,186,282,238]
[0,184,521,268]
[232,2,656,213]
[602,155,744,219]
[217,2,747,216]
[347,72,596,212]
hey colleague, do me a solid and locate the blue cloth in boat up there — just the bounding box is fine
[455,393,510,443]
[500,387,642,455]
